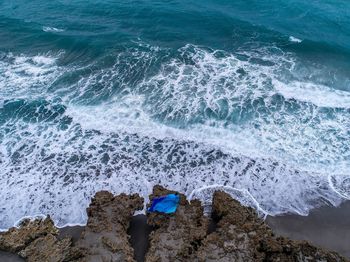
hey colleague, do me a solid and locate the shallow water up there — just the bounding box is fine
[0,0,349,229]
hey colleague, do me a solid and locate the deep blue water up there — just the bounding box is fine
[0,0,349,229]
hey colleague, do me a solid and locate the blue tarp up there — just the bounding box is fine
[148,194,180,214]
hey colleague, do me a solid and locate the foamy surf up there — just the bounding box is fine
[42,26,65,33]
[289,36,302,43]
[273,79,350,108]
[0,52,65,99]
[0,108,345,229]
[0,42,349,230]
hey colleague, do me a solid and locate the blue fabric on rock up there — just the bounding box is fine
[148,194,180,214]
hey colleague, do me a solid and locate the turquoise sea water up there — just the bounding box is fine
[0,0,349,229]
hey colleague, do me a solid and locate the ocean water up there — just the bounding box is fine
[0,0,349,229]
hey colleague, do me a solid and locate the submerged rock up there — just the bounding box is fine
[76,191,144,262]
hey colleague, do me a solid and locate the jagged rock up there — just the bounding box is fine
[145,185,209,262]
[145,189,348,262]
[0,191,144,262]
[0,188,348,262]
[0,216,82,262]
[192,190,270,261]
[18,234,82,262]
[259,236,348,262]
[194,191,348,262]
[76,191,144,262]
[0,216,58,253]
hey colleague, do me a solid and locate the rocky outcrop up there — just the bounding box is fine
[194,191,347,262]
[0,187,348,262]
[0,216,82,262]
[0,192,143,262]
[0,217,58,253]
[145,186,209,262]
[18,234,81,262]
[193,190,269,261]
[76,191,144,262]
[144,188,347,262]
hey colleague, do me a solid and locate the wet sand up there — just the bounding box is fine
[267,200,350,259]
[0,251,24,262]
[1,201,349,261]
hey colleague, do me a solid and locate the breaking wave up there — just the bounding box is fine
[0,43,349,229]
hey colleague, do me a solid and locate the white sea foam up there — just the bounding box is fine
[273,79,350,108]
[0,112,344,229]
[0,44,349,230]
[0,52,64,99]
[66,94,350,178]
[42,26,65,33]
[189,185,267,217]
[289,36,302,43]
[130,45,350,174]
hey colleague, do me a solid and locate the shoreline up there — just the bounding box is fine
[1,196,348,233]
[267,200,350,259]
[0,189,349,261]
[57,200,350,260]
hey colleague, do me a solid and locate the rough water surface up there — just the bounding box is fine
[0,0,350,229]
